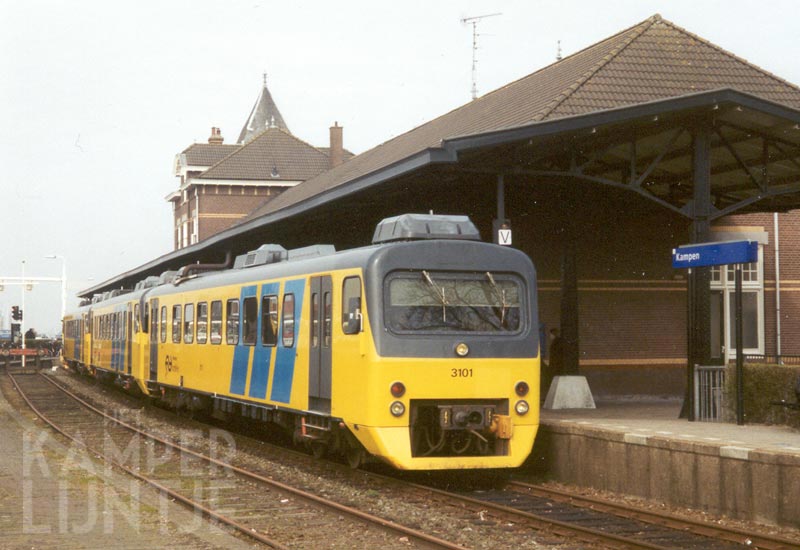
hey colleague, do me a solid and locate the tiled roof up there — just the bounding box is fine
[181,143,240,167]
[200,127,331,182]
[242,14,800,221]
[238,83,290,144]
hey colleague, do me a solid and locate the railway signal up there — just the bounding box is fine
[11,305,22,321]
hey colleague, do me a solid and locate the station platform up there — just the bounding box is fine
[530,399,800,529]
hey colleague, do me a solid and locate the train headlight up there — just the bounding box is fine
[515,400,530,416]
[455,342,469,357]
[515,381,530,396]
[390,401,406,417]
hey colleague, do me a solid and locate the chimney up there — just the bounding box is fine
[329,122,343,168]
[208,127,224,145]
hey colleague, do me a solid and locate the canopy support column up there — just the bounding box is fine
[684,125,713,421]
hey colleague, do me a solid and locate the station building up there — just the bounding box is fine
[88,14,800,400]
[168,78,351,250]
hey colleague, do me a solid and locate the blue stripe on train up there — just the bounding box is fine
[271,278,305,403]
[249,282,279,399]
[230,285,257,395]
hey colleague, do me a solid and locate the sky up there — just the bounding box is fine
[2,0,799,336]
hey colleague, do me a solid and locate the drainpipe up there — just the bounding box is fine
[774,213,782,361]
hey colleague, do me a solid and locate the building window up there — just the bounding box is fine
[182,221,189,249]
[710,250,764,359]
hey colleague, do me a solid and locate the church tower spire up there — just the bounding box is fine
[237,73,290,143]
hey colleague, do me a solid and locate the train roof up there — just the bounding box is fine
[74,214,532,308]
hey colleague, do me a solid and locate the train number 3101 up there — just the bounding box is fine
[451,368,473,378]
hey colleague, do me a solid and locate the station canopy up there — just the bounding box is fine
[83,14,800,297]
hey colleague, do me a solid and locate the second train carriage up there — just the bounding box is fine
[64,214,541,470]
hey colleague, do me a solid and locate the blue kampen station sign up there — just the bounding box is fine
[672,240,758,268]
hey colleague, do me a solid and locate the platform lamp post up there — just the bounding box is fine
[44,254,66,330]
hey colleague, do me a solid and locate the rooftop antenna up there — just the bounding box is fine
[557,40,563,61]
[461,12,501,100]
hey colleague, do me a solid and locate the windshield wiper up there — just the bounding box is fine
[486,271,509,326]
[422,270,448,322]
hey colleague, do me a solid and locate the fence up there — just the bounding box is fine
[694,365,726,421]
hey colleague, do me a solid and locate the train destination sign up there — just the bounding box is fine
[672,240,758,268]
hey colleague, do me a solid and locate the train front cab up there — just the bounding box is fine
[332,236,540,470]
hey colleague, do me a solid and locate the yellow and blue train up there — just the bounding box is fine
[63,214,540,470]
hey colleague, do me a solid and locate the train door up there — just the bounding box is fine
[308,275,332,413]
[149,298,159,381]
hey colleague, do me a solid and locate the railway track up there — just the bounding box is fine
[7,371,464,550]
[10,369,798,550]
[503,481,800,550]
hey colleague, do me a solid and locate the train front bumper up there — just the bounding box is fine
[349,424,538,470]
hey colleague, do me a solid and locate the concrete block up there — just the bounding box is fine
[543,376,596,409]
[670,450,697,508]
[624,443,651,499]
[696,454,721,514]
[751,460,780,525]
[778,461,800,526]
[649,446,672,504]
[605,441,627,493]
[720,457,752,520]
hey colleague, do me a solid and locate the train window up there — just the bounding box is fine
[261,295,278,346]
[226,299,239,345]
[311,293,319,348]
[242,297,257,345]
[197,302,208,344]
[160,306,168,343]
[282,294,295,347]
[342,276,362,335]
[172,305,182,343]
[323,292,332,347]
[142,306,149,334]
[385,271,523,334]
[134,304,140,333]
[184,303,194,344]
[210,300,223,344]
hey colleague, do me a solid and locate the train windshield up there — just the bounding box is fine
[385,271,523,333]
